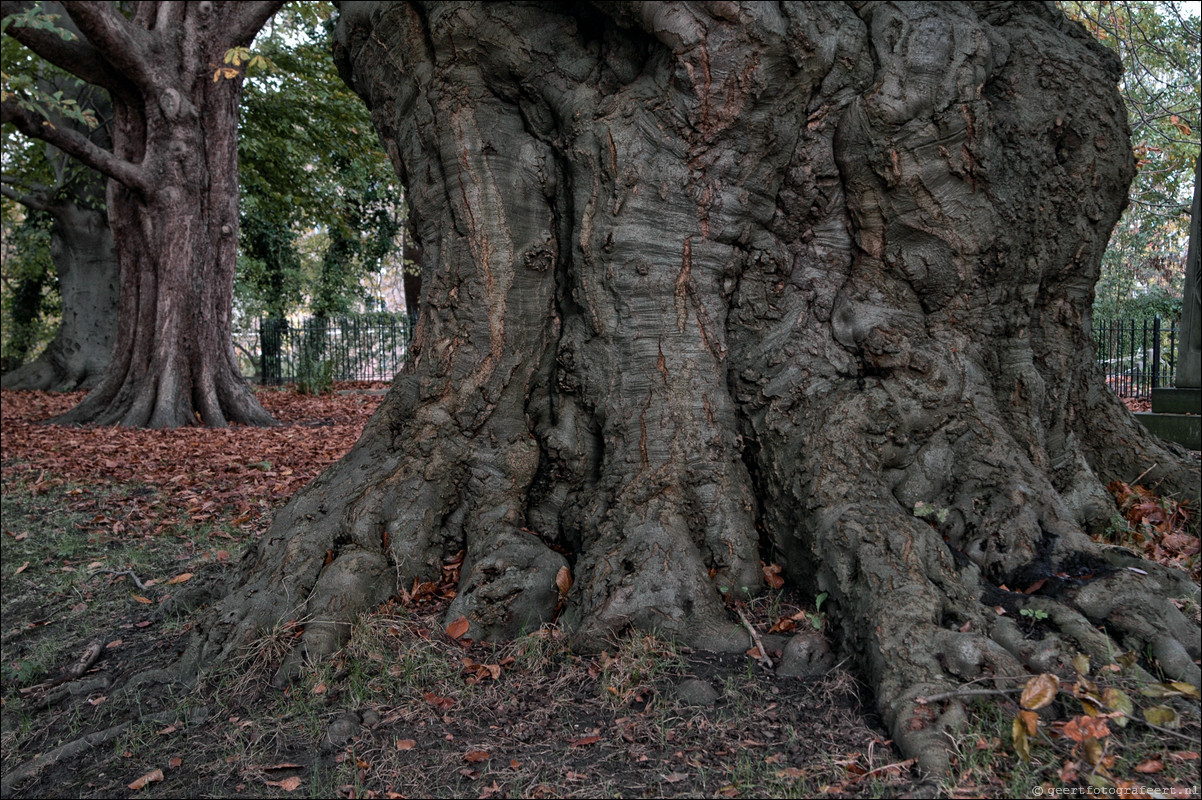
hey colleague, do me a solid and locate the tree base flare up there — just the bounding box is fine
[184,0,1202,780]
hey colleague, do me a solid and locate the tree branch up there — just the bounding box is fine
[218,1,287,49]
[1,0,129,95]
[0,181,51,211]
[1,98,148,194]
[60,0,163,96]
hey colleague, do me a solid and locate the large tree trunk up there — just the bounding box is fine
[50,36,272,428]
[2,166,118,392]
[189,1,1200,776]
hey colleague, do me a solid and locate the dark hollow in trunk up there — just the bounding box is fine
[188,1,1200,777]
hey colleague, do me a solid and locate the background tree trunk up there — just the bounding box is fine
[2,158,118,392]
[191,1,1200,777]
[55,72,272,427]
[2,0,282,428]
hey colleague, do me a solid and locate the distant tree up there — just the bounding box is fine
[1,54,117,391]
[236,3,406,322]
[1062,1,1200,320]
[2,0,282,427]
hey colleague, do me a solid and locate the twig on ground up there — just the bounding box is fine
[90,568,149,591]
[736,606,773,668]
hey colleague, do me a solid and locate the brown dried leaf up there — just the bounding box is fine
[445,616,470,640]
[266,776,302,791]
[555,565,572,596]
[166,572,193,585]
[396,739,417,751]
[464,750,490,763]
[1020,673,1060,710]
[128,769,164,790]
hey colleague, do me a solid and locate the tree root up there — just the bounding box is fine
[0,707,207,796]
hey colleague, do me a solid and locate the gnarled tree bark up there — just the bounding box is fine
[189,1,1200,777]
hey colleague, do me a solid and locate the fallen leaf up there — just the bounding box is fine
[166,572,193,585]
[661,772,690,783]
[1143,705,1181,728]
[14,561,30,574]
[396,739,417,751]
[424,692,455,710]
[445,616,470,640]
[464,750,490,763]
[169,757,182,769]
[1020,673,1060,710]
[132,595,152,604]
[128,768,164,790]
[266,776,302,791]
[570,735,602,747]
[1134,758,1164,774]
[776,767,807,779]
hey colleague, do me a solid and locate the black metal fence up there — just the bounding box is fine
[234,312,418,385]
[231,312,1177,397]
[1093,316,1178,399]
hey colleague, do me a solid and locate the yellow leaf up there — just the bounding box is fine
[1166,681,1201,700]
[1143,705,1181,728]
[1101,687,1133,727]
[166,572,193,585]
[1011,717,1030,762]
[1083,737,1104,766]
[128,768,164,790]
[1071,653,1090,675]
[555,565,572,596]
[1018,709,1039,735]
[1020,673,1059,710]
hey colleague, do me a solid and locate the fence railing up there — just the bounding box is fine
[1093,316,1178,399]
[231,312,1176,398]
[233,312,418,385]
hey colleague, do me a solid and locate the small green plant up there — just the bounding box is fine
[1019,608,1049,622]
[297,352,334,395]
[807,591,829,630]
[913,500,950,525]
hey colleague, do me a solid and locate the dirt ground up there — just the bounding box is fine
[2,387,1198,799]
